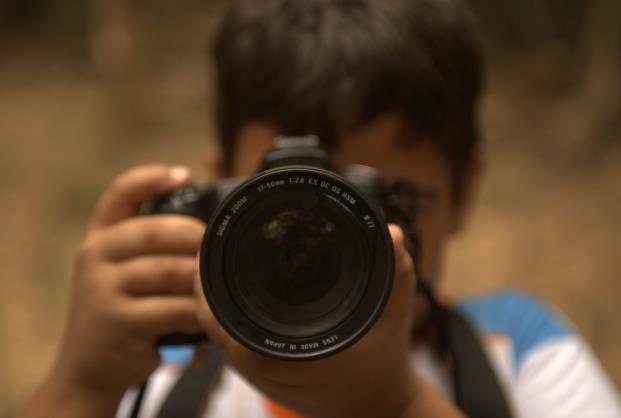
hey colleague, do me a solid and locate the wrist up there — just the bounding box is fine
[17,373,124,418]
[38,363,126,418]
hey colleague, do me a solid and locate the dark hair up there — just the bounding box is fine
[212,0,484,198]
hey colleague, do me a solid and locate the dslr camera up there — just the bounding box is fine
[147,136,410,361]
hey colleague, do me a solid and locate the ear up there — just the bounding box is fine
[204,142,227,180]
[449,149,485,234]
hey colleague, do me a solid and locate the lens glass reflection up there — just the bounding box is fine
[227,191,368,337]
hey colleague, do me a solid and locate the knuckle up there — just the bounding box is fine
[109,174,129,196]
[158,258,181,279]
[189,218,207,234]
[166,216,191,231]
[139,225,162,247]
[75,236,100,267]
[114,165,167,193]
[78,237,97,257]
[170,303,196,327]
[114,265,136,292]
[184,259,198,277]
[172,217,205,238]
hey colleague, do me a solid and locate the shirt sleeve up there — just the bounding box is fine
[515,336,621,418]
[459,291,621,418]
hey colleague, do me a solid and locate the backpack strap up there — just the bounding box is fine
[388,181,514,418]
[156,343,224,418]
[415,277,512,418]
[441,305,514,418]
[152,309,511,418]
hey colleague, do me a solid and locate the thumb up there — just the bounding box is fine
[381,224,417,329]
[89,165,192,231]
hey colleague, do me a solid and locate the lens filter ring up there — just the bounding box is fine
[200,166,394,360]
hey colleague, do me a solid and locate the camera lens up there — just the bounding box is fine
[226,191,368,338]
[257,209,339,304]
[200,167,393,360]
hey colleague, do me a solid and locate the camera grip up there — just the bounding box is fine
[157,332,209,347]
[140,185,214,347]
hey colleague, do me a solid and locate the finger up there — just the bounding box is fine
[388,224,414,286]
[90,165,192,231]
[98,215,205,260]
[388,223,406,257]
[397,249,415,292]
[116,256,197,296]
[124,296,202,336]
[382,224,416,321]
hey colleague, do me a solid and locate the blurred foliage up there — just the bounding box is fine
[0,0,227,37]
[0,0,53,27]
[0,1,608,39]
[0,0,613,53]
[1,0,615,149]
[0,0,87,39]
[0,0,617,176]
[470,0,588,50]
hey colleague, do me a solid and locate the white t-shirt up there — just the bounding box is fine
[117,292,621,418]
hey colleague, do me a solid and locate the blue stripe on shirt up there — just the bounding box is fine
[457,291,572,369]
[159,345,196,365]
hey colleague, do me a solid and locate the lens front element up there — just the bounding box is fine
[228,191,368,338]
[200,167,393,360]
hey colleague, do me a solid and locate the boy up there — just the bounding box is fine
[17,0,621,417]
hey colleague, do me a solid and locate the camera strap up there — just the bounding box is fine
[418,281,514,418]
[146,303,513,418]
[135,295,512,418]
[387,179,512,417]
[156,343,223,418]
[444,305,514,418]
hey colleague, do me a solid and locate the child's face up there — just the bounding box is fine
[226,112,479,285]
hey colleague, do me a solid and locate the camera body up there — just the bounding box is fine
[147,136,396,360]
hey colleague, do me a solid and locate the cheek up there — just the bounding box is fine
[416,210,454,283]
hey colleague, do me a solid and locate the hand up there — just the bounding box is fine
[47,166,205,406]
[196,225,432,418]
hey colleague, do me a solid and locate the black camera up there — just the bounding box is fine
[146,136,398,360]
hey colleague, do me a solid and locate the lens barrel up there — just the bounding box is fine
[200,166,393,360]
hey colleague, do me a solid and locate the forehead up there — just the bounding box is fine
[228,114,454,199]
[331,113,453,193]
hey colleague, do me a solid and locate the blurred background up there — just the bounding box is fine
[0,0,619,414]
